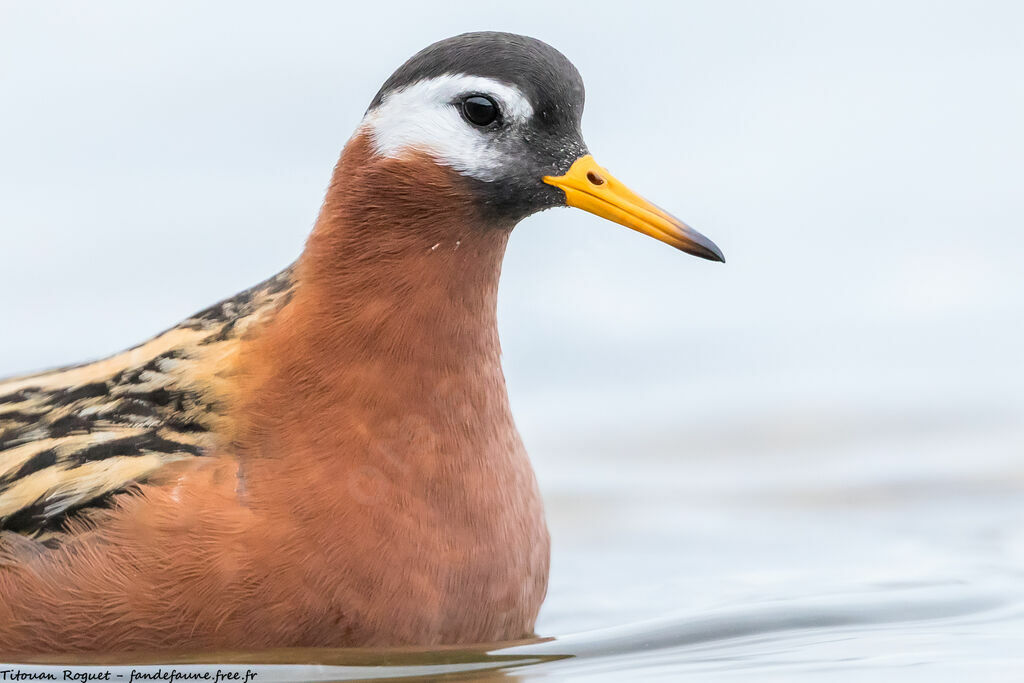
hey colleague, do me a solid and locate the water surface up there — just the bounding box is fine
[7,403,1022,680]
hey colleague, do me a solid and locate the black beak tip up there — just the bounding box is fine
[706,247,726,263]
[686,238,726,263]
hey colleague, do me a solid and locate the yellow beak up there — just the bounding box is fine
[543,155,724,262]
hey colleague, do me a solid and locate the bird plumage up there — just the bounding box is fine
[0,269,294,544]
[0,136,548,653]
[0,30,722,654]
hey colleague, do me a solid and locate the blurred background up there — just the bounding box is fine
[2,1,1022,677]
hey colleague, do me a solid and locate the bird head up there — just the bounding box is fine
[358,31,724,263]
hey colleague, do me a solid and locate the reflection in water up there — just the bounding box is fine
[6,580,1022,680]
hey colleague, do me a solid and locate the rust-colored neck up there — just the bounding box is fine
[221,135,548,645]
[232,135,515,470]
[297,139,508,373]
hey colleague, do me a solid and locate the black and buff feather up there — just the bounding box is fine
[0,268,294,542]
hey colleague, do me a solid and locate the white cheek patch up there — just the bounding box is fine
[359,74,534,182]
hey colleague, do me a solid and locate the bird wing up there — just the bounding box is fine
[0,267,294,543]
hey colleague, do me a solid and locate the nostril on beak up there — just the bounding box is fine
[586,171,606,186]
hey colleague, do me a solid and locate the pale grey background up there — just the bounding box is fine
[2,2,1023,663]
[2,2,1021,435]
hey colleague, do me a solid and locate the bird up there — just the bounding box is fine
[0,31,723,654]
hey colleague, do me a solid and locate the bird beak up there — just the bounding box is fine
[543,155,724,262]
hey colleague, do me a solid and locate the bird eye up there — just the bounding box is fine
[461,95,499,126]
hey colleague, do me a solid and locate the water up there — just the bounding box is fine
[7,404,1022,680]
